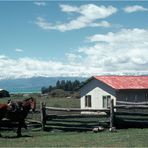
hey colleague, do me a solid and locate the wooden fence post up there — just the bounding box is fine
[110,99,115,129]
[40,102,46,131]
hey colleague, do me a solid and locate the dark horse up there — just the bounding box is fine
[0,97,36,137]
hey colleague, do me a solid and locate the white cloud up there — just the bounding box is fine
[66,53,82,65]
[0,56,89,79]
[0,28,148,79]
[123,5,148,13]
[0,55,7,59]
[89,21,111,27]
[15,48,23,52]
[34,1,46,6]
[35,4,117,31]
[78,28,148,72]
[60,4,79,12]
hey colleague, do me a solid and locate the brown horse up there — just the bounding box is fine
[0,97,36,137]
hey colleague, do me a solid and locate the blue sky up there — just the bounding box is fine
[0,1,148,79]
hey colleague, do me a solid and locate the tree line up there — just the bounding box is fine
[41,80,83,94]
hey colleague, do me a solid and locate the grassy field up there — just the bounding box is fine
[0,93,80,108]
[0,94,148,147]
[0,128,148,147]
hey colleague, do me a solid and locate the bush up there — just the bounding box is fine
[0,90,10,98]
[71,91,80,99]
[49,89,69,98]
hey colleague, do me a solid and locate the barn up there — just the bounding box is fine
[0,89,10,98]
[80,76,148,109]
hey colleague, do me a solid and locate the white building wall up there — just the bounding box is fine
[81,87,116,109]
[80,79,116,110]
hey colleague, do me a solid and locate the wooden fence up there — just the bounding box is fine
[40,102,110,131]
[40,99,148,131]
[112,100,148,128]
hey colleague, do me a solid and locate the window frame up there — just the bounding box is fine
[102,95,111,108]
[145,93,148,100]
[85,95,92,107]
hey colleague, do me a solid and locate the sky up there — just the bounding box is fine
[0,0,148,79]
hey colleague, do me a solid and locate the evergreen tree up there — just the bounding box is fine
[48,85,53,92]
[65,80,69,91]
[56,80,61,89]
[61,80,66,90]
[41,87,48,94]
[67,80,73,91]
[73,80,80,90]
[41,79,82,94]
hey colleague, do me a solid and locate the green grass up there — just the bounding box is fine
[0,94,80,108]
[1,94,148,147]
[0,128,148,147]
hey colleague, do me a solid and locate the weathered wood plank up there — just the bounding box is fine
[114,105,148,109]
[45,107,109,112]
[45,126,93,132]
[45,122,100,128]
[123,119,148,124]
[116,116,148,121]
[40,102,46,131]
[110,99,114,128]
[116,101,148,105]
[50,119,109,124]
[46,114,108,120]
[115,112,148,116]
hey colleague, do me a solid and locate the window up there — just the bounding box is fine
[85,95,91,107]
[102,95,111,108]
[145,93,148,100]
[134,95,138,102]
[125,97,128,102]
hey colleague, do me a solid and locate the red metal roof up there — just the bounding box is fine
[94,76,148,90]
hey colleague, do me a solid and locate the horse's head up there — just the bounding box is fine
[28,97,36,112]
[7,99,14,111]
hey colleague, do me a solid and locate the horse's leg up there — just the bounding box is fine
[23,121,27,129]
[0,119,2,137]
[16,121,22,137]
[0,126,2,137]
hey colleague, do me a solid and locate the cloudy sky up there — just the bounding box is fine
[0,1,148,79]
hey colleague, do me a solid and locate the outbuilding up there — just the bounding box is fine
[0,89,10,98]
[80,76,148,109]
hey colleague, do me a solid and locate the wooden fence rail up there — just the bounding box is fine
[40,99,148,131]
[45,106,110,112]
[114,105,148,109]
[116,101,148,105]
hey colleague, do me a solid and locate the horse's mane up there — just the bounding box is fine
[23,97,34,102]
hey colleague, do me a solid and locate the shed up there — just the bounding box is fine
[80,76,148,109]
[0,89,10,98]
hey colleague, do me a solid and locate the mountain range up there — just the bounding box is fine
[0,71,147,93]
[0,77,86,93]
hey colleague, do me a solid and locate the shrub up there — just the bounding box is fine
[49,89,69,98]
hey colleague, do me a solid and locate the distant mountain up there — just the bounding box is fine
[0,77,86,93]
[0,72,147,93]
